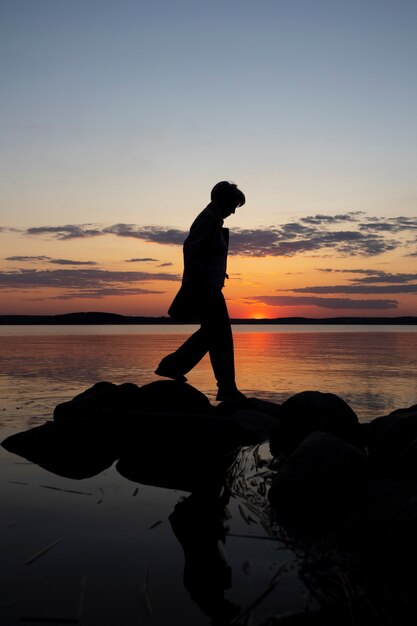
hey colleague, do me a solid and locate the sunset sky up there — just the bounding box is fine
[1,0,417,318]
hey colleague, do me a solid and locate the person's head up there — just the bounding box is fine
[211,181,245,218]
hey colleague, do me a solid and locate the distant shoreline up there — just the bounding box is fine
[0,312,416,325]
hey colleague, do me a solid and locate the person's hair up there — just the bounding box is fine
[211,181,245,209]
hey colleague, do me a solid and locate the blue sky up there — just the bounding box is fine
[1,0,417,316]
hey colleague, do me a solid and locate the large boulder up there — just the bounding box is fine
[268,431,370,531]
[332,478,417,554]
[361,404,417,473]
[269,391,360,458]
[54,380,213,422]
[233,409,282,442]
[391,436,417,480]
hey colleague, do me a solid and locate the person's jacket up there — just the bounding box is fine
[182,202,229,289]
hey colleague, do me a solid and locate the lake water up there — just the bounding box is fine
[1,325,417,625]
[1,324,416,428]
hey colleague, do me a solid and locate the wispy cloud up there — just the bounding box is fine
[300,212,364,225]
[0,268,180,299]
[319,268,417,284]
[125,257,159,263]
[291,284,417,294]
[286,268,417,297]
[6,255,49,262]
[250,295,398,310]
[360,216,417,233]
[6,255,97,266]
[230,229,396,256]
[103,224,186,245]
[36,287,164,300]
[20,212,417,259]
[26,225,103,239]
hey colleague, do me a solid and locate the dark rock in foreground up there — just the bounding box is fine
[268,431,370,531]
[54,379,213,422]
[269,390,360,457]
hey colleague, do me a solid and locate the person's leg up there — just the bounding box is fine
[156,288,246,400]
[199,289,245,400]
[155,326,209,380]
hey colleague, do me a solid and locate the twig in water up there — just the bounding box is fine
[18,616,78,623]
[229,532,281,542]
[25,537,63,565]
[77,576,88,622]
[149,520,162,530]
[238,503,257,525]
[41,485,92,496]
[231,562,289,624]
[134,564,155,625]
[6,481,29,485]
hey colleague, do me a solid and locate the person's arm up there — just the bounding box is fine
[183,213,218,282]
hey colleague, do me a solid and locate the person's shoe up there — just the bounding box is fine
[155,365,187,383]
[216,388,247,403]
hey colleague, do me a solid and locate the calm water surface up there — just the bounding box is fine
[0,325,416,426]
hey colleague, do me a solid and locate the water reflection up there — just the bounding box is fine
[1,418,274,625]
[0,330,417,427]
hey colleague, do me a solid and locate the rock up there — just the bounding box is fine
[2,419,118,479]
[392,436,417,480]
[269,391,360,458]
[331,478,417,554]
[362,404,417,472]
[215,396,281,418]
[54,380,213,422]
[116,412,242,491]
[233,409,282,442]
[54,381,140,420]
[268,431,370,531]
[133,380,213,414]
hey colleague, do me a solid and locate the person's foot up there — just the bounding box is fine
[155,365,187,383]
[216,388,247,403]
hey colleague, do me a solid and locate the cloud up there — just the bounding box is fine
[0,268,180,300]
[49,258,98,266]
[22,211,417,258]
[37,287,163,300]
[103,224,186,245]
[251,295,398,310]
[158,262,173,267]
[291,284,417,295]
[300,212,364,225]
[289,268,417,295]
[125,258,159,263]
[229,229,396,257]
[6,255,98,266]
[6,255,50,262]
[26,225,103,240]
[360,216,417,233]
[317,268,417,285]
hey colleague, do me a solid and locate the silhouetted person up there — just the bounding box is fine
[155,181,246,402]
